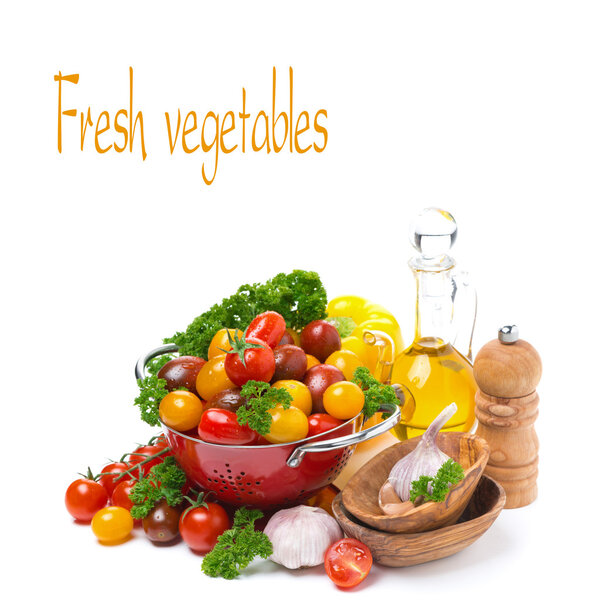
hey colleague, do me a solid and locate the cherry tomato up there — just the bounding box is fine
[323,381,365,420]
[205,387,246,412]
[307,413,344,437]
[278,328,300,346]
[198,408,259,445]
[111,479,136,511]
[127,444,168,475]
[142,499,182,543]
[158,356,207,395]
[98,462,132,497]
[65,478,109,521]
[196,355,236,402]
[246,311,287,349]
[224,337,275,387]
[159,390,204,432]
[303,364,345,413]
[300,320,341,362]
[271,380,312,415]
[324,538,373,588]
[325,349,364,380]
[264,405,309,444]
[340,335,379,373]
[92,506,134,543]
[271,344,307,382]
[179,502,231,553]
[208,328,243,360]
[305,354,320,370]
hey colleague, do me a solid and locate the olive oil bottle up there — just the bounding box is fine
[391,209,477,440]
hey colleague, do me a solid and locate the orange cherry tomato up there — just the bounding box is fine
[159,390,204,431]
[208,328,243,360]
[196,355,235,402]
[325,349,363,381]
[91,506,134,544]
[271,380,312,416]
[264,405,309,444]
[323,381,365,420]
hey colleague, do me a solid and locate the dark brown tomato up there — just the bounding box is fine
[278,329,299,346]
[205,387,246,412]
[303,364,345,413]
[271,345,308,382]
[158,356,207,395]
[300,320,341,362]
[142,499,182,543]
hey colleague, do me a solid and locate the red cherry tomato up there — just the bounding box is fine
[307,413,344,437]
[198,408,259,445]
[127,445,168,475]
[324,538,373,588]
[111,479,137,511]
[224,337,275,387]
[179,502,231,553]
[98,462,132,497]
[245,311,287,349]
[300,320,341,362]
[65,478,109,522]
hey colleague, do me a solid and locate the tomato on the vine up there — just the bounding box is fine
[127,444,168,476]
[65,477,109,521]
[111,479,137,511]
[224,336,275,387]
[245,311,286,349]
[179,497,230,553]
[198,408,259,445]
[324,538,373,588]
[98,462,132,497]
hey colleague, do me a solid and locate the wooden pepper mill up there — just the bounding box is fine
[473,325,542,509]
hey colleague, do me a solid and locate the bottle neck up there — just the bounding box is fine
[413,267,454,347]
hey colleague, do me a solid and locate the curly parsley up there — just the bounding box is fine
[133,355,174,426]
[409,459,465,503]
[352,366,401,420]
[237,381,293,435]
[202,507,273,579]
[129,456,187,519]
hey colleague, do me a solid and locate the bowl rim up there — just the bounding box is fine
[161,410,365,450]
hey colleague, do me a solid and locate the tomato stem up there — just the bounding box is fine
[114,447,170,482]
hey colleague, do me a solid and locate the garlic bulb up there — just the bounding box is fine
[387,403,457,501]
[264,505,343,569]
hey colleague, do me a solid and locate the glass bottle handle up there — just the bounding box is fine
[451,270,477,362]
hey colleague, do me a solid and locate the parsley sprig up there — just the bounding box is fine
[129,456,188,519]
[237,381,293,435]
[133,355,174,426]
[352,366,401,420]
[409,459,465,503]
[202,507,273,579]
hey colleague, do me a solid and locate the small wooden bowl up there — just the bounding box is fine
[342,433,489,533]
[333,475,505,567]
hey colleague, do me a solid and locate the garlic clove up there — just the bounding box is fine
[379,480,415,516]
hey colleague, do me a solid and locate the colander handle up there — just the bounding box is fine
[135,343,179,380]
[286,402,403,468]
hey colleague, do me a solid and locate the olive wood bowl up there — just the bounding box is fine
[341,432,490,533]
[333,475,505,567]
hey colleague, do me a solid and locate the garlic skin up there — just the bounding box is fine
[264,505,343,569]
[387,403,457,501]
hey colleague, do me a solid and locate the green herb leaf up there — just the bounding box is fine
[352,366,400,420]
[237,381,293,435]
[129,456,187,519]
[202,507,273,579]
[409,459,465,503]
[133,374,169,426]
[164,270,327,359]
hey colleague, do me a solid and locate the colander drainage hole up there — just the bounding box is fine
[255,481,261,485]
[240,472,246,476]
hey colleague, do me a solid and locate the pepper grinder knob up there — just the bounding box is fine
[473,326,542,509]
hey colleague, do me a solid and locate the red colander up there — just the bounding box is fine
[136,344,403,509]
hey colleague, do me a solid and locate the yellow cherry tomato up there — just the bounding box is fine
[159,390,204,431]
[208,328,243,360]
[305,354,320,370]
[325,349,364,381]
[271,380,312,416]
[323,381,365,420]
[91,506,133,543]
[196,355,235,402]
[264,405,309,444]
[340,336,378,373]
[352,317,403,357]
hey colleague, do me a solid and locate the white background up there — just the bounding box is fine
[1,1,597,597]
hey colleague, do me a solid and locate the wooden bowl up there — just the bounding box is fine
[333,475,505,567]
[342,433,489,533]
